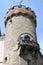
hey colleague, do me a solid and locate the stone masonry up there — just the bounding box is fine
[3,5,43,65]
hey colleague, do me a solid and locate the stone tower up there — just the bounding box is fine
[3,5,43,65]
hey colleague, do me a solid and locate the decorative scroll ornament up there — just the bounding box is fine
[18,33,34,43]
[17,33,39,50]
[14,33,39,52]
[16,33,34,50]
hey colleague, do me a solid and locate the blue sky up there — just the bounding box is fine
[0,0,43,54]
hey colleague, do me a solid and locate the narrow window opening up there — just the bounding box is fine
[19,46,25,56]
[10,19,12,23]
[4,57,7,62]
[24,35,30,43]
[27,59,31,65]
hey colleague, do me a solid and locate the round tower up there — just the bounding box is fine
[3,5,40,65]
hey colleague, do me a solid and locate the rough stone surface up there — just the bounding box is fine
[3,5,43,65]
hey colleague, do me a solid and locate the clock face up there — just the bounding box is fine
[18,33,34,43]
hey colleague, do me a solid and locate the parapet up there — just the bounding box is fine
[4,5,37,27]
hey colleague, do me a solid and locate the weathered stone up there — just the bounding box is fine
[3,5,43,65]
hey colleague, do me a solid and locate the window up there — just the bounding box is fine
[24,35,30,43]
[27,59,31,65]
[4,57,7,63]
[19,46,26,56]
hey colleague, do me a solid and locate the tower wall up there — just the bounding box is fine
[3,5,41,65]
